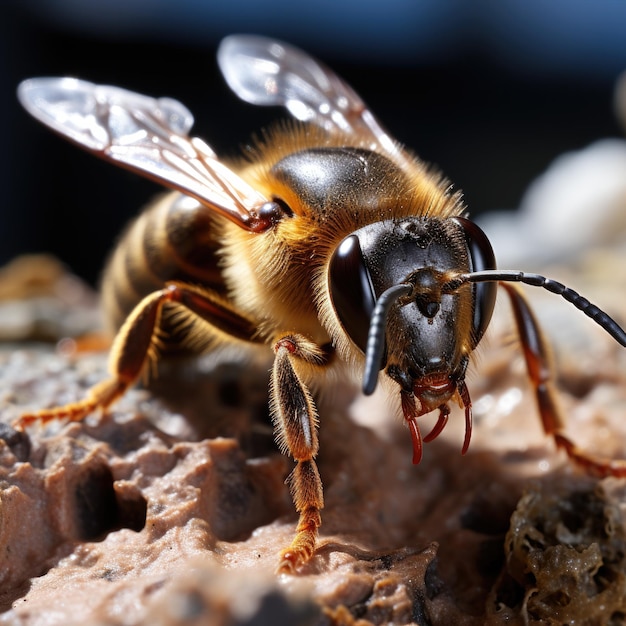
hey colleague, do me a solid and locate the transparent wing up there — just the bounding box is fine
[17,77,271,231]
[217,34,405,164]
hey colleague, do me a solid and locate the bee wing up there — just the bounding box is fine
[218,35,406,165]
[17,77,270,231]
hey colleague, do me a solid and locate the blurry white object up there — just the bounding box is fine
[478,138,626,267]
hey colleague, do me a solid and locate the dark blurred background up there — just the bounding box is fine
[2,1,626,286]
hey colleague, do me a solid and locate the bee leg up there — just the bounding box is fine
[271,334,325,573]
[501,282,626,477]
[15,282,259,430]
[15,378,128,430]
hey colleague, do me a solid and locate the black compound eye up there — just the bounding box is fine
[452,217,498,346]
[328,235,377,354]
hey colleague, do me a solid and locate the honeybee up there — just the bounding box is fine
[16,35,626,573]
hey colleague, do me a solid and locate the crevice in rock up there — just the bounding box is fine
[74,463,147,540]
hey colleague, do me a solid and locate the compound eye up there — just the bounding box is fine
[328,235,377,354]
[452,217,498,346]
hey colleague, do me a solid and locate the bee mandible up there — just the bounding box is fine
[15,35,626,573]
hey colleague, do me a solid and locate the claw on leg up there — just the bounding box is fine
[278,506,322,574]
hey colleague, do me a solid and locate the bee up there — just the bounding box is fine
[15,35,626,573]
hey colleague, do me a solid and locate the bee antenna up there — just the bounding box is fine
[362,283,413,396]
[446,269,626,347]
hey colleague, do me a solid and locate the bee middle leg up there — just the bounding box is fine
[501,282,626,477]
[14,281,259,430]
[270,333,330,573]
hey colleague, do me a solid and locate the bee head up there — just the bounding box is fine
[328,216,497,395]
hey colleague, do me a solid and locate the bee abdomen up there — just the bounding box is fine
[100,193,226,331]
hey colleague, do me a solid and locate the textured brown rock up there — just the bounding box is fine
[0,267,625,625]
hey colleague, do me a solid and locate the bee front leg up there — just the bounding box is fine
[15,282,259,430]
[271,334,327,573]
[501,282,626,477]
